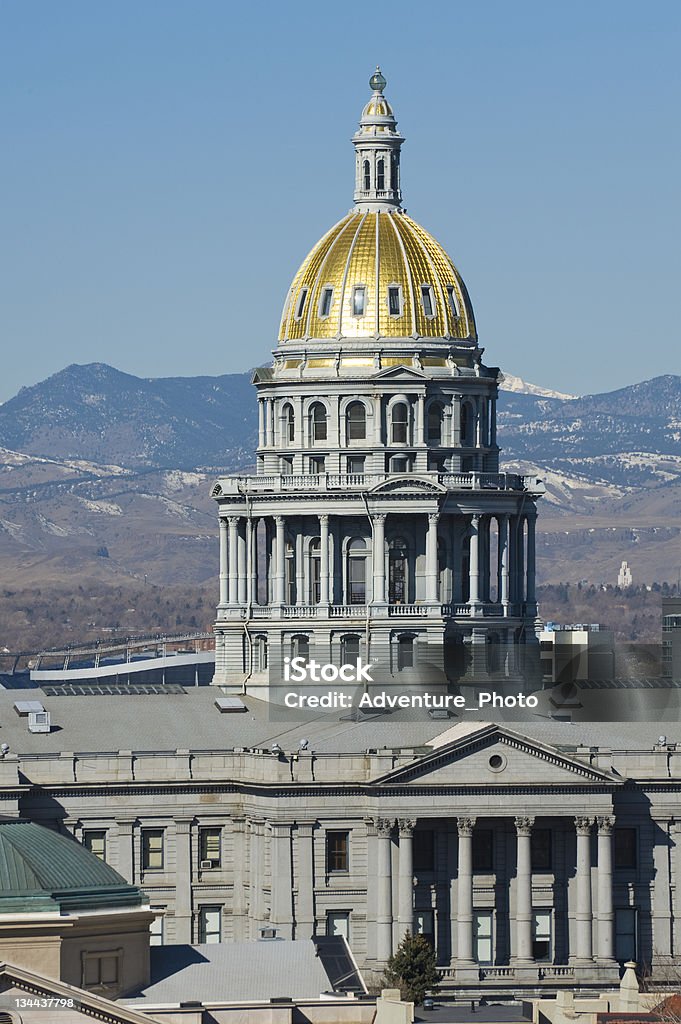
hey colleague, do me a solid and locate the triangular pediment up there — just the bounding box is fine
[371,364,428,380]
[372,724,621,787]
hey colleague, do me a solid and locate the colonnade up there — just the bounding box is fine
[217,510,537,612]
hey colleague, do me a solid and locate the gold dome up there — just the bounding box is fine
[279,210,477,343]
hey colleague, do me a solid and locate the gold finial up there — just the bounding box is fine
[369,66,386,93]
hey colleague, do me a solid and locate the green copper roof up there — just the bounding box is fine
[0,821,146,913]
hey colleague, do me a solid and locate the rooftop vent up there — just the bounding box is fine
[215,696,247,713]
[28,710,51,734]
[14,700,45,716]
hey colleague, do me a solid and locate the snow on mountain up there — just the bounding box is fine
[499,372,578,400]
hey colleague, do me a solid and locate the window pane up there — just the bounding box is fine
[614,828,637,869]
[447,285,459,317]
[295,288,307,319]
[347,455,365,474]
[531,829,552,870]
[388,286,401,316]
[199,907,222,944]
[312,404,327,441]
[397,636,414,670]
[532,910,552,961]
[150,912,164,946]
[341,635,360,663]
[615,908,637,961]
[353,286,366,316]
[473,912,493,964]
[363,160,370,190]
[142,829,164,870]
[320,287,333,317]
[326,831,349,872]
[84,831,106,861]
[472,829,493,871]
[414,830,434,871]
[200,828,221,865]
[392,404,408,443]
[421,285,434,317]
[347,402,366,440]
[327,911,349,939]
[377,159,385,191]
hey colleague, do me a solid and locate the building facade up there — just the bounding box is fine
[211,70,544,693]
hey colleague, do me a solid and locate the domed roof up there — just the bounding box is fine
[0,820,146,913]
[279,209,477,343]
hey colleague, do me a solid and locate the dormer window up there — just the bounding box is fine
[352,285,366,317]
[447,285,460,318]
[421,285,435,318]
[295,288,308,320]
[319,286,333,319]
[388,285,403,317]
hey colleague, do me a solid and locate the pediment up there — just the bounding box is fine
[370,475,446,494]
[372,724,621,787]
[371,364,428,380]
[0,963,156,1024]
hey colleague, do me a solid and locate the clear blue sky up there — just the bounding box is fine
[1,0,679,401]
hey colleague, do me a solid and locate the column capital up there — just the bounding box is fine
[375,817,395,837]
[227,515,240,527]
[428,512,440,526]
[575,815,595,835]
[274,515,285,527]
[373,513,387,525]
[319,513,329,525]
[470,514,481,529]
[514,815,535,836]
[219,517,228,530]
[457,816,476,837]
[398,818,416,836]
[596,815,616,835]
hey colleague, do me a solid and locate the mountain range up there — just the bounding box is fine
[0,363,679,591]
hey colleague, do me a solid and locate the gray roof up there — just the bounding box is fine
[0,684,679,757]
[129,941,333,1003]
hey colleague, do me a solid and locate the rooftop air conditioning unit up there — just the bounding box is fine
[28,711,51,734]
[200,859,215,870]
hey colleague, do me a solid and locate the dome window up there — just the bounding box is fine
[363,160,371,190]
[377,158,385,191]
[447,285,460,318]
[352,285,366,317]
[421,284,435,318]
[347,401,367,440]
[283,403,295,443]
[388,285,403,318]
[319,286,334,319]
[295,288,308,321]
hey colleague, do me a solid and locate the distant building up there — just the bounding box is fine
[618,561,633,588]
[540,623,615,683]
[662,596,681,679]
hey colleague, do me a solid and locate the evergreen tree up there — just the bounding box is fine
[385,932,439,1005]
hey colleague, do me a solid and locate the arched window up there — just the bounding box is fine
[341,634,361,665]
[285,540,296,605]
[389,537,409,604]
[311,402,328,442]
[377,158,385,191]
[397,634,415,671]
[283,404,295,444]
[346,401,366,441]
[291,634,309,660]
[347,538,367,605]
[427,402,443,444]
[253,635,268,673]
[363,160,371,190]
[309,537,321,604]
[391,402,409,444]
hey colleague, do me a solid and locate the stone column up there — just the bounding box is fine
[398,819,416,940]
[515,816,535,961]
[596,815,615,962]
[115,819,135,882]
[265,399,273,447]
[274,516,286,605]
[490,399,497,448]
[270,821,294,939]
[416,395,425,445]
[372,514,387,604]
[457,817,475,963]
[526,514,537,606]
[295,526,304,605]
[515,516,525,604]
[426,513,440,603]
[295,823,316,939]
[219,518,229,606]
[575,816,594,961]
[320,515,330,604]
[174,819,193,943]
[258,399,265,448]
[499,514,510,614]
[468,515,481,609]
[376,818,394,962]
[237,521,247,605]
[228,516,239,605]
[231,817,247,940]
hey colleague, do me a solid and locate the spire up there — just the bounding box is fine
[353,67,404,211]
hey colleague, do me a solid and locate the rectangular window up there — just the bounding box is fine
[310,456,326,475]
[614,828,637,869]
[319,286,333,318]
[447,285,460,317]
[532,910,552,961]
[472,829,493,872]
[414,910,434,947]
[391,456,409,472]
[199,827,221,867]
[150,911,164,946]
[295,287,308,320]
[615,908,637,962]
[327,911,350,939]
[388,285,402,317]
[198,906,222,944]
[352,285,366,316]
[280,456,293,475]
[141,829,164,871]
[347,455,365,474]
[414,830,435,871]
[82,951,120,989]
[421,284,434,317]
[83,830,106,862]
[473,911,493,965]
[348,557,366,604]
[326,830,349,873]
[531,828,552,870]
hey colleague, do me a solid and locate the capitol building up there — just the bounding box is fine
[1,71,680,1004]
[211,68,544,693]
